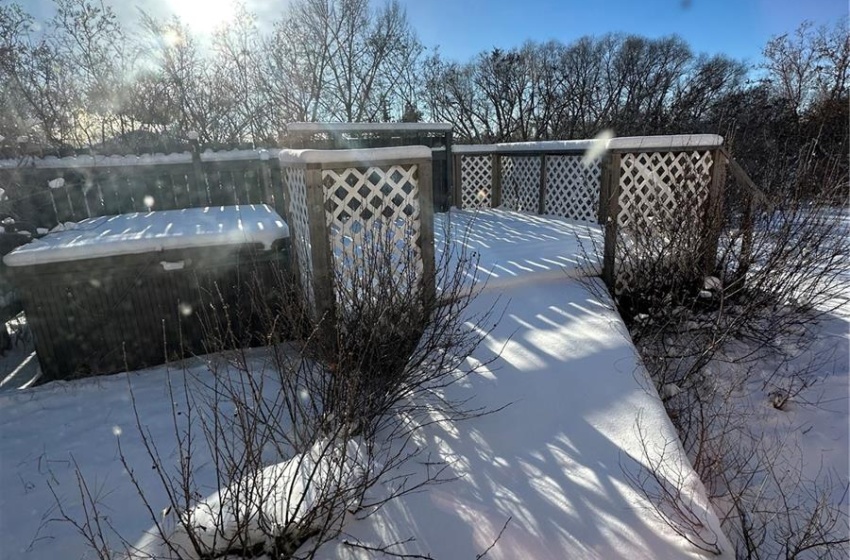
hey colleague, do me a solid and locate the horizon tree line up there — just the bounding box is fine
[0,0,846,195]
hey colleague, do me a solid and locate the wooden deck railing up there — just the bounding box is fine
[452,135,729,294]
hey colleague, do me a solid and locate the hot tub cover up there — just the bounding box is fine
[4,205,289,267]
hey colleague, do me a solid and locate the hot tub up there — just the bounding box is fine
[4,205,290,381]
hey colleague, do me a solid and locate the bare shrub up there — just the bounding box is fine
[605,152,849,559]
[623,413,724,556]
[46,215,505,559]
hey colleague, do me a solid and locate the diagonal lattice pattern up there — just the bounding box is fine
[501,156,541,213]
[617,151,713,229]
[614,150,714,294]
[284,166,315,307]
[460,155,492,209]
[545,155,601,223]
[322,165,423,297]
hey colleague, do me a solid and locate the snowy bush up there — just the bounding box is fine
[603,168,850,559]
[51,216,499,559]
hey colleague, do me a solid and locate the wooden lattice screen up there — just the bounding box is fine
[283,166,314,308]
[545,155,601,222]
[609,150,715,294]
[453,136,726,295]
[459,155,492,209]
[279,148,435,323]
[323,164,425,289]
[500,156,542,213]
[454,147,602,223]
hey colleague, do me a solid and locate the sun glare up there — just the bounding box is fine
[168,0,236,36]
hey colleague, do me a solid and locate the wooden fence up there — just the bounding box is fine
[451,135,729,294]
[1,134,757,303]
[285,122,453,212]
[0,148,283,230]
[278,146,435,325]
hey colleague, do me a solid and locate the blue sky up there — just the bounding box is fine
[25,0,849,66]
[398,0,848,64]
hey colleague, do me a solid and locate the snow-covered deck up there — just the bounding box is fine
[329,210,728,559]
[0,209,729,559]
[436,208,603,287]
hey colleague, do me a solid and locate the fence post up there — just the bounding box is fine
[492,153,502,208]
[598,154,610,224]
[453,154,462,209]
[304,164,337,340]
[445,130,453,211]
[189,134,206,206]
[601,152,622,292]
[418,159,436,304]
[538,154,547,215]
[259,150,274,206]
[702,148,727,275]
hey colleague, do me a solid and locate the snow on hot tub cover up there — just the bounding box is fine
[3,205,290,267]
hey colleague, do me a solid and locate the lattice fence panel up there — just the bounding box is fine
[544,155,601,223]
[501,156,541,212]
[460,155,492,209]
[284,166,314,306]
[322,164,423,299]
[614,150,714,294]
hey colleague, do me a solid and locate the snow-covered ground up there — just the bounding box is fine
[3,208,821,559]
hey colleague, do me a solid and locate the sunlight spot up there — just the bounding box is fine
[169,0,236,36]
[162,27,183,48]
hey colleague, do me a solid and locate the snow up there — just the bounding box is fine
[201,148,280,162]
[278,146,431,165]
[453,140,599,154]
[135,437,371,559]
[607,134,723,151]
[324,275,730,559]
[0,208,733,559]
[286,122,453,133]
[436,208,602,287]
[3,205,289,267]
[453,134,724,155]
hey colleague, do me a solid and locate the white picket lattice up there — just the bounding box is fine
[322,165,423,295]
[614,150,714,293]
[501,156,541,212]
[284,166,314,307]
[617,151,713,228]
[544,155,601,223]
[460,155,492,209]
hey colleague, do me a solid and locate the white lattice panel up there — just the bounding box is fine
[614,150,714,294]
[544,155,601,223]
[501,156,541,212]
[284,166,314,307]
[460,155,492,209]
[322,165,423,297]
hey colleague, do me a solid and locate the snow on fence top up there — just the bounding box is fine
[286,122,453,133]
[3,204,289,267]
[0,148,281,170]
[278,146,432,166]
[607,134,723,151]
[453,140,598,154]
[453,134,724,155]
